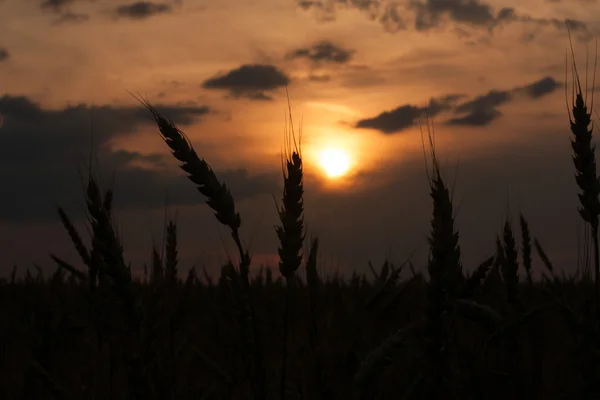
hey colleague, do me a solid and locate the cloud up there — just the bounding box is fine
[286,41,354,64]
[114,1,172,20]
[517,76,561,99]
[54,11,90,24]
[446,109,502,126]
[0,95,277,221]
[454,90,512,114]
[201,64,290,100]
[495,8,589,37]
[355,76,561,131]
[39,0,92,23]
[296,0,590,37]
[447,76,561,126]
[0,48,8,62]
[355,95,462,134]
[411,0,496,30]
[40,0,75,12]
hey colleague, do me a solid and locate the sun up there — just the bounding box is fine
[319,148,351,178]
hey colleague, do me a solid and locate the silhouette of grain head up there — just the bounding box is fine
[567,37,600,228]
[133,95,241,233]
[421,118,463,299]
[275,103,304,280]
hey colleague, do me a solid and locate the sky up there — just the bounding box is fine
[1,0,600,280]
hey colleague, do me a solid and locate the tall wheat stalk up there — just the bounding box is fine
[567,31,600,321]
[275,92,304,400]
[420,115,463,396]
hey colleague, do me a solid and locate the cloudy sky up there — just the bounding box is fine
[1,0,599,280]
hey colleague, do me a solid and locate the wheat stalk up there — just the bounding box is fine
[275,91,304,400]
[132,94,266,399]
[567,27,600,322]
[519,213,533,285]
[501,218,519,305]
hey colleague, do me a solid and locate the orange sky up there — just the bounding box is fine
[1,0,600,279]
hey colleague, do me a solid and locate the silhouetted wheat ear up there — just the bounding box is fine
[571,90,600,226]
[276,120,304,279]
[501,219,519,304]
[85,176,128,279]
[462,255,494,298]
[567,38,600,320]
[56,206,91,268]
[165,220,178,284]
[135,97,241,233]
[519,213,533,284]
[428,170,463,291]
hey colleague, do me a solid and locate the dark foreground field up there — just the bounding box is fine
[1,258,599,400]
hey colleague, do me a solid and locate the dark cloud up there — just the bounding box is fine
[356,76,561,131]
[454,90,512,114]
[380,3,407,32]
[518,76,560,99]
[54,11,90,24]
[447,77,561,126]
[355,95,462,134]
[39,0,92,23]
[0,95,209,131]
[411,0,496,30]
[496,9,589,36]
[0,48,8,62]
[297,0,317,9]
[114,2,172,20]
[201,64,290,100]
[40,0,75,12]
[296,0,590,36]
[446,109,502,126]
[0,95,276,222]
[286,41,354,64]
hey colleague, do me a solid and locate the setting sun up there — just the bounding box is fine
[319,148,351,178]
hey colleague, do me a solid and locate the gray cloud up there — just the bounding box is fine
[518,76,561,99]
[114,1,172,20]
[202,64,290,100]
[296,0,590,37]
[496,8,589,37]
[54,11,90,24]
[356,77,561,132]
[355,94,463,134]
[286,41,354,64]
[0,48,8,62]
[39,0,92,24]
[448,76,561,126]
[454,90,512,114]
[411,0,496,30]
[40,0,75,12]
[0,95,277,221]
[446,109,502,126]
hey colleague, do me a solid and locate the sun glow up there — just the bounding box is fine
[319,148,351,178]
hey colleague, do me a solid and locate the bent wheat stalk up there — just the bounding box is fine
[132,94,266,399]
